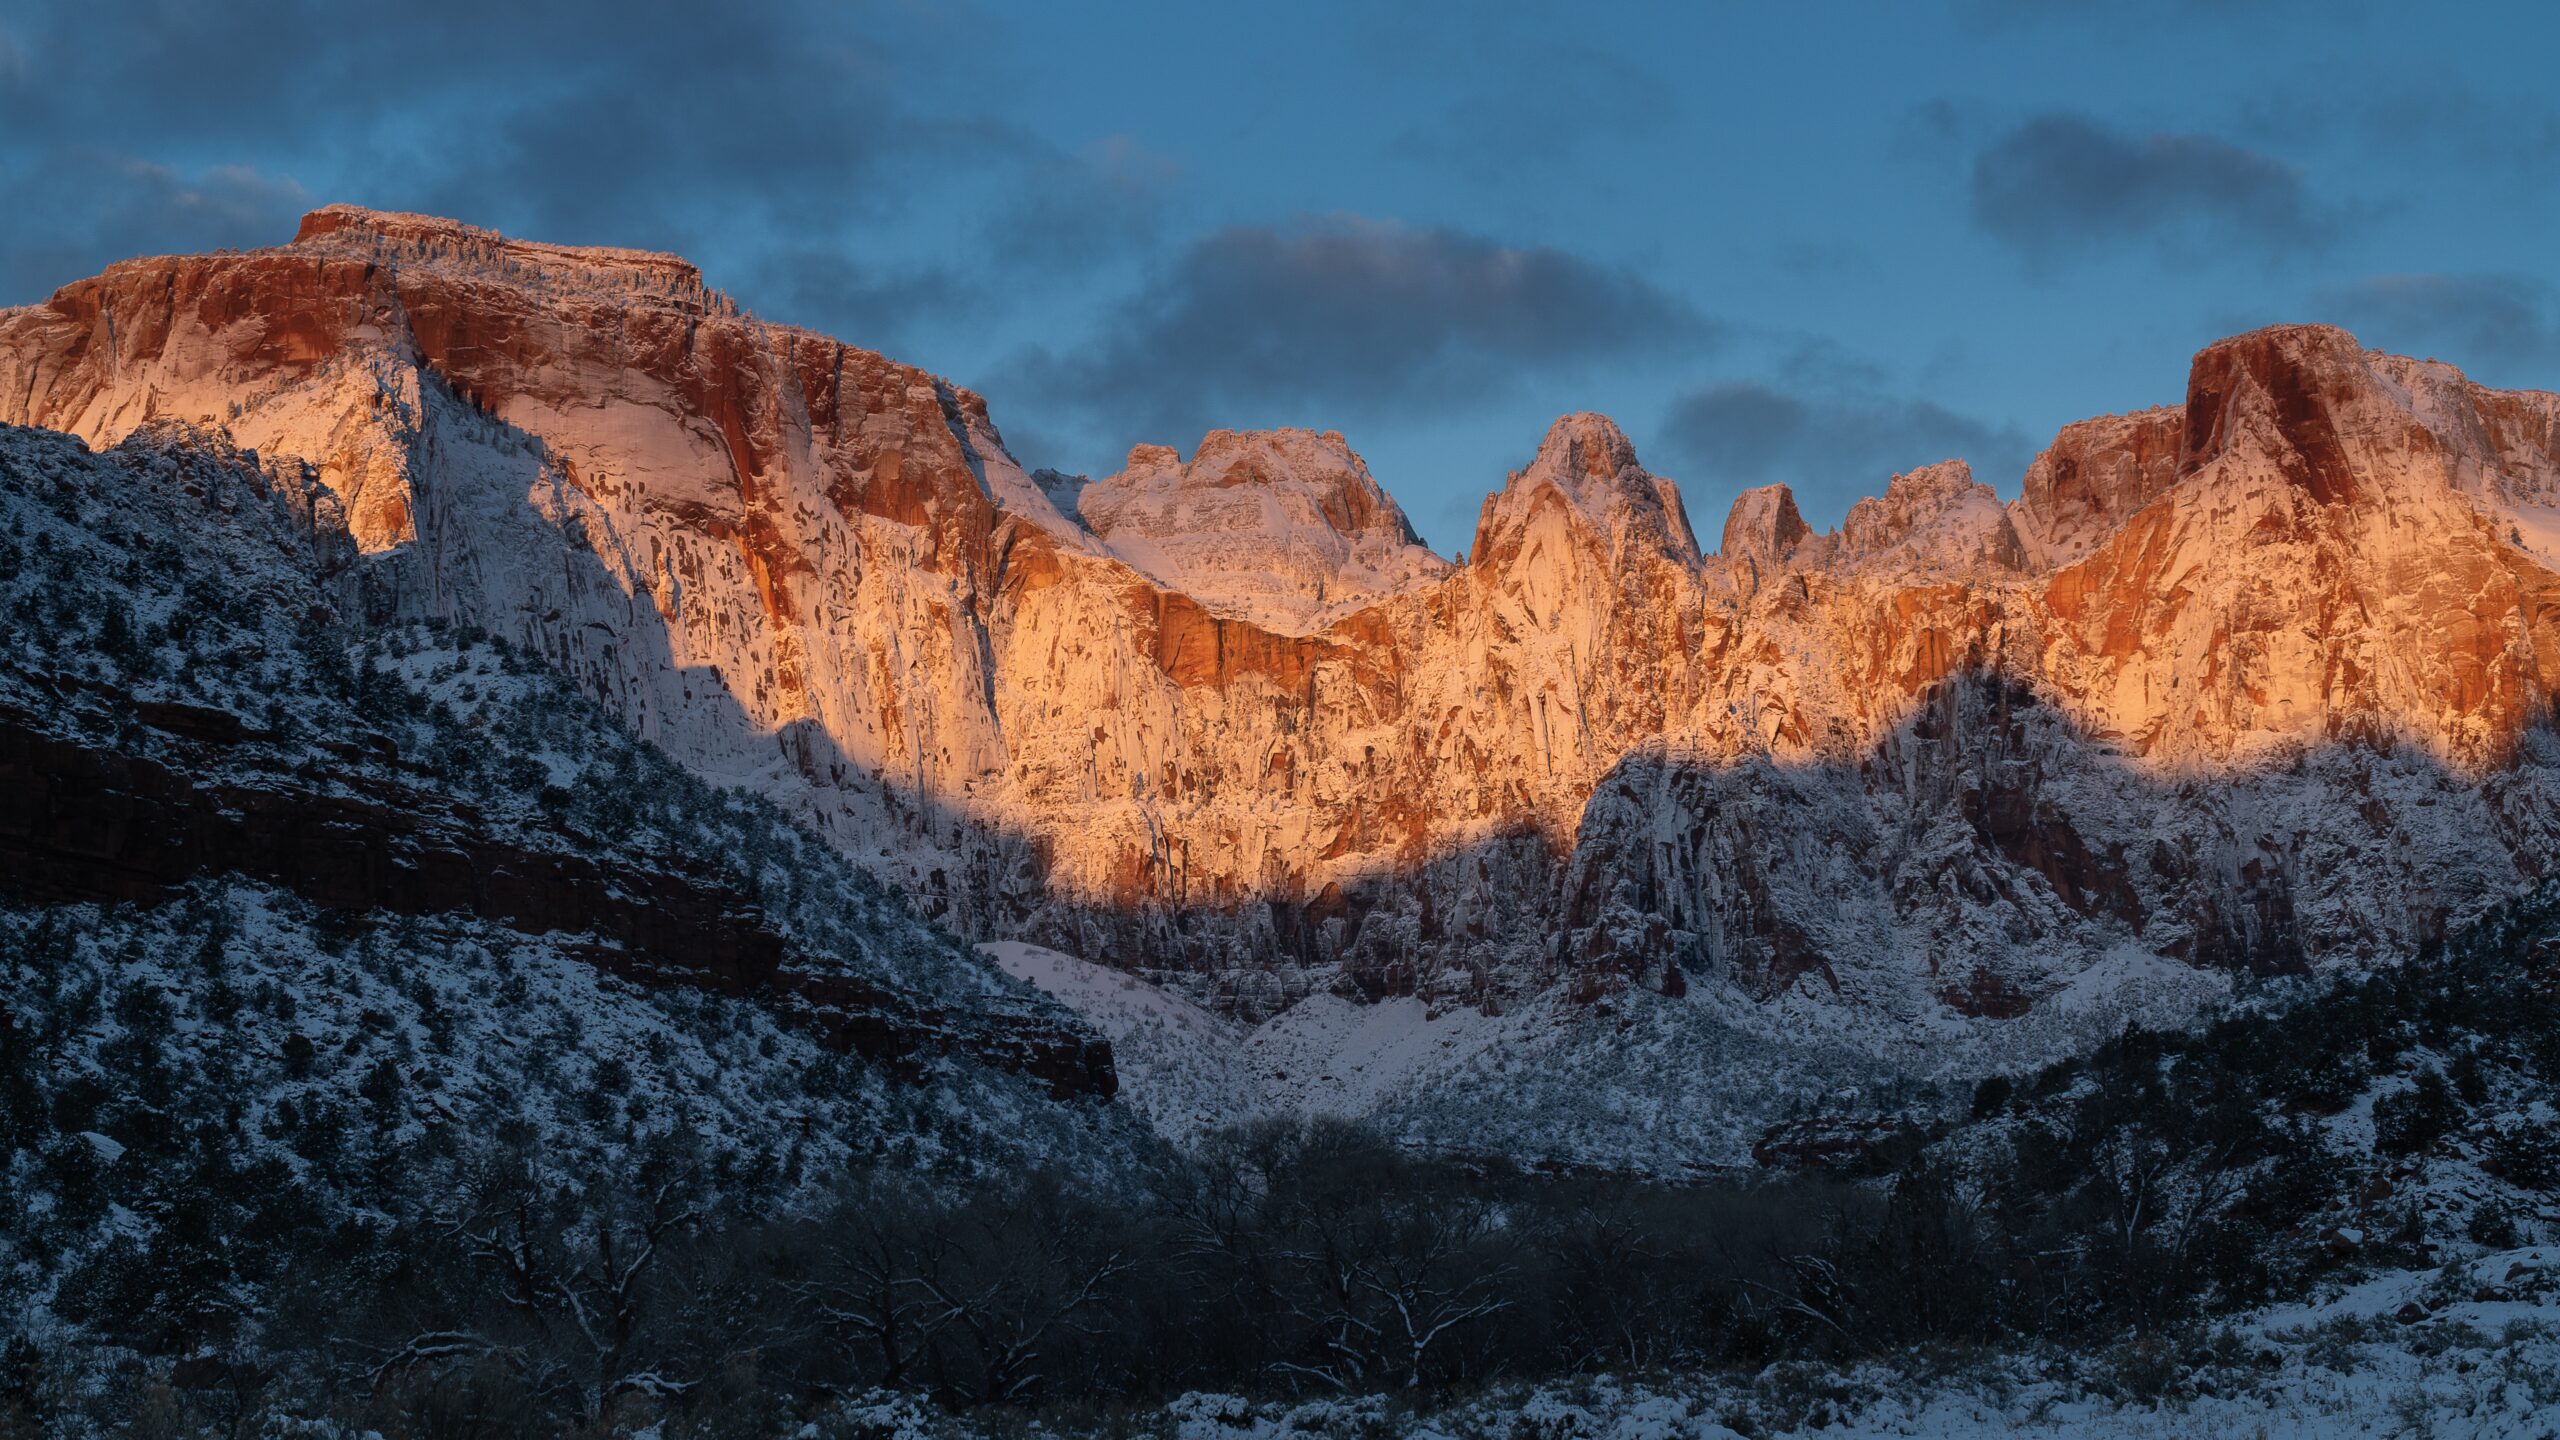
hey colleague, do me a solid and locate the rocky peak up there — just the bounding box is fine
[1077,427,1447,633]
[1534,410,1644,485]
[2178,324,2379,506]
[2031,322,2560,771]
[2,203,1102,584]
[2010,406,2185,570]
[1472,413,1701,569]
[1836,459,2023,574]
[2178,323,2560,523]
[1718,483,1812,571]
[1113,443,1184,482]
[2009,327,2560,575]
[2379,358,2560,512]
[1192,429,1422,541]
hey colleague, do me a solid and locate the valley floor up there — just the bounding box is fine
[807,1249,2560,1440]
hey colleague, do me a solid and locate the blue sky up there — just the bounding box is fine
[5,0,2556,551]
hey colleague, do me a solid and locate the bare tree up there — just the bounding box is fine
[375,1163,704,1421]
[1351,1198,1513,1391]
[784,1186,958,1391]
[1262,1143,1514,1393]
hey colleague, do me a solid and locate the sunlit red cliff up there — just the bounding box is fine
[8,206,2560,1023]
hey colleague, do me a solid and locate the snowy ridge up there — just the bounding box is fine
[0,415,1176,1385]
[1077,428,1449,634]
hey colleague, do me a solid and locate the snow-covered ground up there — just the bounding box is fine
[803,1251,2560,1438]
[995,933,2229,1172]
[981,940,1272,1143]
[1245,993,1521,1119]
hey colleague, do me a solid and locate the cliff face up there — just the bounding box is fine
[2011,406,2184,569]
[0,418,1115,1100]
[9,210,2560,1026]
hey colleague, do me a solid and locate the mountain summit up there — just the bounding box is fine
[7,210,2560,1062]
[1076,428,1447,633]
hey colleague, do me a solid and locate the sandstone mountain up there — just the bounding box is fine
[8,207,2560,1057]
[1073,427,1449,635]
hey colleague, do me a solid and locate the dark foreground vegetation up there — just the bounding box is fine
[6,878,2559,1437]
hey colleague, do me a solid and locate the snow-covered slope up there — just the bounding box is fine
[0,411,1196,1408]
[981,940,1267,1142]
[0,415,1146,1169]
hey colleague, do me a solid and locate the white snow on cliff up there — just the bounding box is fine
[1077,428,1449,634]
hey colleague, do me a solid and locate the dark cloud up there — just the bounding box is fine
[2320,274,2560,376]
[0,151,307,301]
[1003,216,1714,454]
[3,2,918,165]
[1969,113,2324,263]
[1656,378,2035,525]
[0,3,867,293]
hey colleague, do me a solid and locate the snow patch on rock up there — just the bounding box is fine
[1077,428,1447,634]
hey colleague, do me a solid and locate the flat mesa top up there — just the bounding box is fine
[285,204,718,308]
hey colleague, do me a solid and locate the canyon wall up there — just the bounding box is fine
[9,208,2560,1022]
